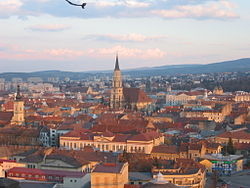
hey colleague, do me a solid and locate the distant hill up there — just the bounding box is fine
[0,70,93,81]
[0,58,250,81]
[123,58,250,76]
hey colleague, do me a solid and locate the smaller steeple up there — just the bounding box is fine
[16,85,22,101]
[114,54,120,71]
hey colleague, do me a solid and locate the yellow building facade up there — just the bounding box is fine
[91,162,128,188]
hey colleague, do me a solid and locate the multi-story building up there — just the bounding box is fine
[152,159,206,188]
[151,141,222,160]
[60,129,164,154]
[0,159,25,177]
[180,103,232,123]
[91,162,128,188]
[200,154,243,176]
[7,167,89,188]
[214,128,250,144]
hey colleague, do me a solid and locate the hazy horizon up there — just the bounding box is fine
[0,57,249,74]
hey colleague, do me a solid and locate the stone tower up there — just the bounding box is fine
[110,55,124,109]
[12,85,25,125]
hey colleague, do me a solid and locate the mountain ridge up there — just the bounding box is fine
[0,58,249,80]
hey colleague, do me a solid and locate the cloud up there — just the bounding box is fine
[0,0,239,20]
[84,33,166,43]
[45,49,84,57]
[0,43,166,61]
[95,0,150,8]
[86,45,166,59]
[151,1,239,19]
[28,24,70,32]
[0,0,23,18]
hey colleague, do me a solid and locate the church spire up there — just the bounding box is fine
[114,54,120,71]
[16,85,22,101]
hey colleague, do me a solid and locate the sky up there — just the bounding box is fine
[0,0,249,72]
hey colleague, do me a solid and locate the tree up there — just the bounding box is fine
[227,137,235,155]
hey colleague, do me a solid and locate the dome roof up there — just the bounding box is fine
[141,173,178,188]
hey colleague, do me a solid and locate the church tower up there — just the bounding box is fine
[12,85,25,125]
[110,54,124,109]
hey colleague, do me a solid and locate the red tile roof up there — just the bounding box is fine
[151,145,178,154]
[217,129,250,140]
[8,167,85,178]
[92,163,126,173]
[234,143,250,150]
[123,88,152,103]
[0,112,13,123]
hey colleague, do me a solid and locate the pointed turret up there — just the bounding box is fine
[12,85,25,125]
[114,54,120,71]
[16,85,22,101]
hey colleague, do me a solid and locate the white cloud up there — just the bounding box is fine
[85,33,166,42]
[151,1,239,19]
[0,44,166,60]
[95,0,150,8]
[0,0,23,17]
[86,45,166,59]
[0,0,239,20]
[45,49,84,57]
[28,24,70,32]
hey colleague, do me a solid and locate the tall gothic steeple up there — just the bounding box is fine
[110,54,123,109]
